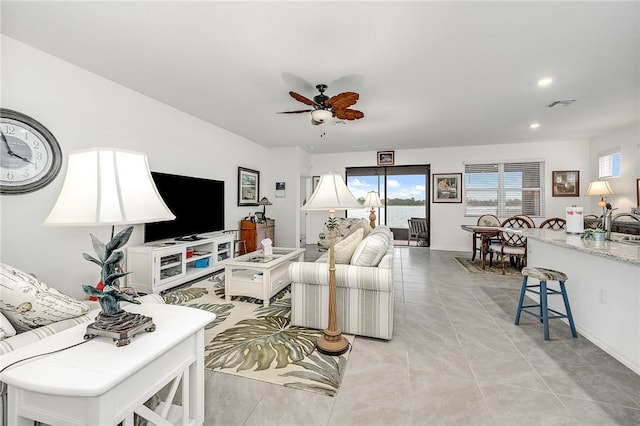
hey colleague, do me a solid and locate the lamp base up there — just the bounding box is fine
[369,208,377,229]
[316,328,350,356]
[84,310,155,347]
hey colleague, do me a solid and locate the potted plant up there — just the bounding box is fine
[581,228,607,241]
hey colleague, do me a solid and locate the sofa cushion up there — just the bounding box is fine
[347,219,373,239]
[350,232,390,267]
[331,228,364,264]
[0,312,16,340]
[0,263,90,333]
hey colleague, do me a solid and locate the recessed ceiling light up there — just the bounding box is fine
[537,77,553,87]
[530,122,541,129]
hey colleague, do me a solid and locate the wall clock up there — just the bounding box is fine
[0,108,62,195]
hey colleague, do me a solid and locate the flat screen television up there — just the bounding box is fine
[144,171,225,243]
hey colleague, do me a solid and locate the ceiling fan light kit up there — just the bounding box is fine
[311,109,333,123]
[278,83,364,136]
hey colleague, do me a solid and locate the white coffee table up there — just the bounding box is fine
[224,247,305,306]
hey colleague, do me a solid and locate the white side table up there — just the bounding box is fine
[0,303,215,426]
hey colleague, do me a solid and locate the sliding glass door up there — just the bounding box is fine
[345,165,430,245]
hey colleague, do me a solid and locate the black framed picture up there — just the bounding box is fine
[552,170,580,197]
[377,151,395,166]
[238,167,259,206]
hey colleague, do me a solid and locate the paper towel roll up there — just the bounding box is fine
[565,206,584,234]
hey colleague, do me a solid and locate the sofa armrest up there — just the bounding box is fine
[288,262,393,292]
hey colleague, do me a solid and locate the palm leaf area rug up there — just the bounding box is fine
[162,273,353,397]
[454,256,522,276]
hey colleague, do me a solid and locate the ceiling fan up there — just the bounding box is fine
[277,84,365,125]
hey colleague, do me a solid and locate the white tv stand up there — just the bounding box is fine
[127,232,234,294]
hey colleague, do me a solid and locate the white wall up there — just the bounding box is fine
[310,141,594,251]
[264,147,311,248]
[0,36,271,299]
[588,123,640,213]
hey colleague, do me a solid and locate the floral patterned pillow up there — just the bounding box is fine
[0,263,90,333]
[0,311,16,340]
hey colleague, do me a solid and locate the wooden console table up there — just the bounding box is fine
[241,218,275,252]
[0,303,215,426]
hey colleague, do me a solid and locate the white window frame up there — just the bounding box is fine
[598,151,621,179]
[464,160,545,217]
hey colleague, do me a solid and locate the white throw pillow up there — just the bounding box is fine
[0,312,16,340]
[330,228,364,264]
[0,263,90,333]
[348,220,373,239]
[351,232,389,267]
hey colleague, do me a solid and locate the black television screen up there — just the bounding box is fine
[144,172,225,242]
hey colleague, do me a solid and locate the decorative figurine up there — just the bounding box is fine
[82,226,155,346]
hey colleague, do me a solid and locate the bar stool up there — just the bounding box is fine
[515,266,577,340]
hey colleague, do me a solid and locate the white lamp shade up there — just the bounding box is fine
[302,173,361,211]
[43,148,175,226]
[311,109,333,123]
[585,180,615,196]
[363,191,384,207]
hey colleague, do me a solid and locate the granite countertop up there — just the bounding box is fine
[522,228,640,266]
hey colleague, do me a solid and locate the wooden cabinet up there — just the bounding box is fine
[241,219,275,252]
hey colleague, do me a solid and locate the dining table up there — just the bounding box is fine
[460,224,504,269]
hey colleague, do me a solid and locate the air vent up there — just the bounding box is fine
[547,99,577,108]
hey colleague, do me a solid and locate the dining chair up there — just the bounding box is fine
[514,214,536,228]
[539,217,566,230]
[407,217,428,246]
[488,216,531,274]
[583,214,602,229]
[223,229,247,257]
[472,214,500,261]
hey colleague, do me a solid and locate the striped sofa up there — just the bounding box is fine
[289,225,394,340]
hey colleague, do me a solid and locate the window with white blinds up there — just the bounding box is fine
[464,161,545,217]
[598,152,621,178]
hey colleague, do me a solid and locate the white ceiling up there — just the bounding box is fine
[1,1,639,154]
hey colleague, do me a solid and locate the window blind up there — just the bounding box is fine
[464,161,545,217]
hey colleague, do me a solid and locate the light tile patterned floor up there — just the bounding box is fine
[203,246,640,425]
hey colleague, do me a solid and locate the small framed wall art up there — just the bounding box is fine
[276,181,286,198]
[433,173,462,203]
[238,167,260,206]
[552,170,580,197]
[377,150,395,166]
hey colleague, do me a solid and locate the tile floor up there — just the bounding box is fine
[203,246,640,425]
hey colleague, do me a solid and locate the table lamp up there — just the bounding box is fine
[363,191,384,229]
[43,148,175,346]
[301,173,361,355]
[258,196,273,217]
[585,180,614,230]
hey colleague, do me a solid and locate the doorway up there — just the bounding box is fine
[345,165,430,246]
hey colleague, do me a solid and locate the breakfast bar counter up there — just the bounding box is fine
[522,228,640,375]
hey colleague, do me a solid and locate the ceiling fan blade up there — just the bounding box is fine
[334,109,364,120]
[289,91,321,107]
[277,109,314,114]
[326,92,359,110]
